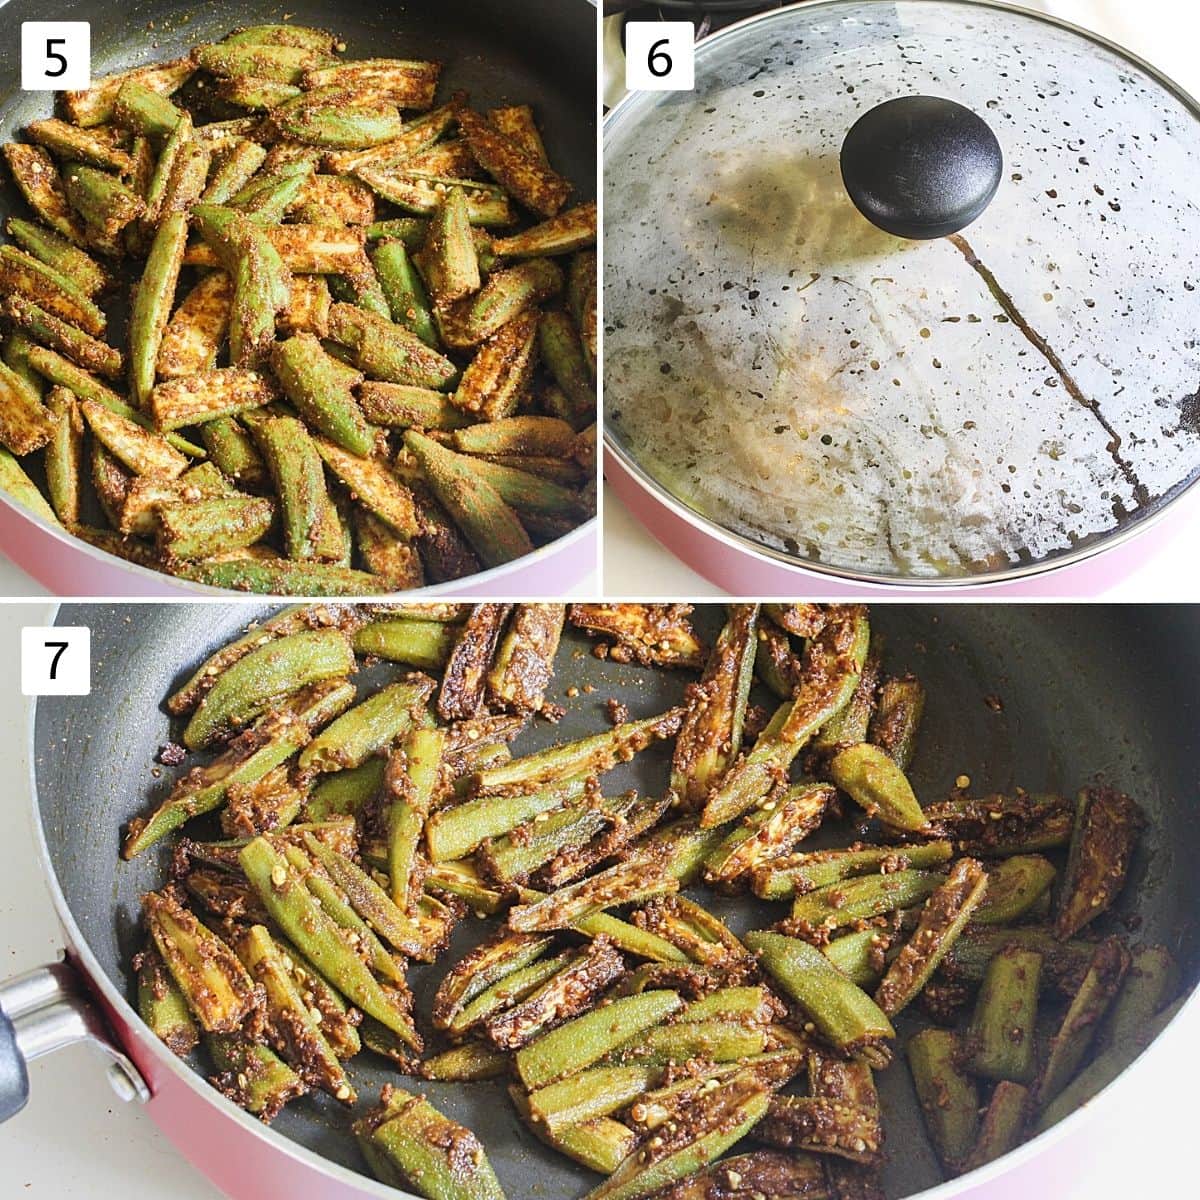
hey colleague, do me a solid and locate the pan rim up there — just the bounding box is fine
[19,599,1200,1199]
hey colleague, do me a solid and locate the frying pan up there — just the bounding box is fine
[3,603,1199,1200]
[0,0,598,597]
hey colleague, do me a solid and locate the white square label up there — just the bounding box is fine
[625,22,695,92]
[22,627,91,696]
[22,22,91,91]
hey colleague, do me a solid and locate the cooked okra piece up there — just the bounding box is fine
[567,250,597,371]
[515,1094,638,1175]
[2,332,45,396]
[964,947,1041,1082]
[606,1019,767,1068]
[753,1095,883,1165]
[64,162,145,244]
[385,726,443,909]
[1055,786,1143,940]
[1098,944,1179,1055]
[868,676,925,769]
[4,295,122,379]
[921,792,1075,855]
[745,931,895,1054]
[306,757,386,820]
[453,416,577,459]
[26,117,134,173]
[972,855,1056,925]
[203,139,269,204]
[508,859,679,933]
[310,436,421,539]
[752,839,954,901]
[62,56,193,127]
[822,927,898,988]
[528,1063,661,1133]
[196,42,336,84]
[829,743,927,832]
[790,868,944,932]
[185,224,370,274]
[250,414,329,560]
[907,1028,979,1170]
[962,1081,1029,1171]
[703,606,870,828]
[218,75,302,110]
[356,1087,506,1200]
[1035,937,1130,1110]
[328,301,458,390]
[156,494,274,563]
[874,857,988,1016]
[419,1041,509,1082]
[447,951,573,1039]
[220,761,306,838]
[652,1152,830,1200]
[136,943,200,1056]
[0,245,107,336]
[207,1034,307,1122]
[6,218,108,296]
[492,202,597,259]
[240,836,420,1045]
[485,603,565,714]
[279,273,332,338]
[143,888,256,1033]
[230,157,317,224]
[303,57,441,107]
[0,448,56,522]
[443,258,563,346]
[2,145,81,241]
[433,929,555,1028]
[357,381,470,429]
[940,925,1094,995]
[538,310,594,428]
[112,81,183,139]
[175,557,392,595]
[223,23,337,50]
[353,618,458,669]
[356,166,516,227]
[42,387,84,524]
[159,138,213,219]
[451,309,541,421]
[370,240,438,346]
[150,366,277,430]
[811,640,881,761]
[456,108,570,218]
[298,677,433,774]
[81,398,190,477]
[0,360,55,456]
[421,187,480,304]
[183,627,355,750]
[633,895,751,968]
[705,782,834,885]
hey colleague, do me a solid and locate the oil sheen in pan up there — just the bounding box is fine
[604,3,1200,580]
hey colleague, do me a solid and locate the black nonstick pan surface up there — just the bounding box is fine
[32,604,1200,1199]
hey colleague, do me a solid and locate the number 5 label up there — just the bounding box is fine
[625,22,695,92]
[22,627,91,696]
[22,22,91,91]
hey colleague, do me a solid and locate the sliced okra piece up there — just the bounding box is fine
[142,888,256,1033]
[355,168,518,228]
[252,414,330,560]
[753,1095,883,1165]
[0,245,106,336]
[385,725,444,909]
[823,928,899,989]
[537,309,594,428]
[186,223,369,274]
[703,606,870,828]
[406,430,533,567]
[218,75,303,110]
[811,641,882,761]
[908,1028,979,1171]
[328,301,458,390]
[420,186,479,305]
[492,202,597,259]
[1056,786,1143,940]
[90,440,130,523]
[1035,937,1130,1110]
[312,434,421,537]
[528,1063,662,1133]
[410,480,483,583]
[174,556,391,595]
[195,42,336,84]
[229,224,292,367]
[440,461,585,523]
[432,929,556,1031]
[964,946,1041,1082]
[868,676,925,769]
[635,895,751,969]
[356,1087,504,1200]
[456,108,571,218]
[112,80,183,139]
[625,816,729,889]
[303,57,441,107]
[183,627,355,750]
[26,117,135,173]
[485,603,565,714]
[0,360,55,456]
[3,333,45,396]
[940,925,1095,995]
[223,24,337,50]
[240,837,420,1045]
[920,792,1075,855]
[289,174,377,225]
[156,271,234,378]
[972,855,1056,925]
[789,871,946,936]
[136,111,194,235]
[271,332,376,455]
[1097,944,1179,1055]
[425,860,508,916]
[453,415,577,458]
[298,677,433,774]
[752,840,955,902]
[64,161,145,245]
[962,1081,1029,1172]
[573,909,690,964]
[5,295,122,380]
[567,249,597,372]
[705,782,834,885]
[135,943,199,1056]
[420,1040,509,1082]
[43,386,84,524]
[507,859,679,933]
[81,398,190,477]
[606,1019,767,1069]
[62,56,194,127]
[230,156,317,223]
[487,104,548,162]
[279,273,333,338]
[451,308,540,421]
[2,144,82,241]
[202,138,269,204]
[5,218,108,297]
[353,617,457,669]
[651,1152,830,1200]
[306,757,387,820]
[444,258,563,346]
[127,206,185,399]
[476,708,685,797]
[330,255,393,320]
[151,366,277,432]
[207,1034,306,1122]
[357,381,470,429]
[746,930,895,1055]
[830,743,927,832]
[156,494,274,564]
[365,217,431,246]
[403,138,478,181]
[513,1091,638,1175]
[232,923,355,1103]
[220,762,306,839]
[329,106,456,173]
[874,858,988,1016]
[516,989,682,1090]
[158,137,213,219]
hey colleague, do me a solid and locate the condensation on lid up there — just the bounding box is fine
[604,0,1200,580]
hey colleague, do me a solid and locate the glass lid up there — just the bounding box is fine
[604,0,1200,582]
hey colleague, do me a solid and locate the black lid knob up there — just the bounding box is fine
[840,96,1003,240]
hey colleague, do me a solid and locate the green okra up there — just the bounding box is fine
[254,414,330,560]
[540,792,672,889]
[972,855,1056,925]
[329,261,392,320]
[113,81,183,139]
[606,1020,767,1069]
[202,139,269,204]
[81,398,190,478]
[312,436,421,536]
[812,640,882,761]
[233,923,355,1102]
[43,387,84,524]
[223,24,336,50]
[357,381,472,429]
[528,1064,660,1133]
[702,606,870,828]
[538,310,594,429]
[64,162,145,242]
[421,187,480,304]
[328,302,458,390]
[492,202,597,259]
[705,782,834,885]
[508,859,678,933]
[218,75,303,110]
[26,117,134,172]
[745,931,896,1054]
[425,859,507,915]
[1097,944,1179,1055]
[0,246,107,337]
[966,947,1042,1082]
[908,1028,979,1170]
[1035,938,1130,1110]
[270,333,376,456]
[941,926,1095,995]
[357,1088,506,1200]
[136,944,199,1056]
[0,360,55,456]
[371,240,439,346]
[456,456,585,522]
[452,951,573,1038]
[445,258,563,345]
[355,167,516,226]
[307,757,387,820]
[175,557,392,595]
[207,1035,306,1120]
[635,895,751,968]
[156,494,273,562]
[130,211,188,407]
[823,927,898,988]
[299,678,433,774]
[921,793,1075,856]
[6,218,108,296]
[2,332,45,397]
[231,157,317,223]
[518,1104,637,1176]
[869,676,926,769]
[183,627,356,750]
[159,137,213,217]
[451,415,577,457]
[626,817,730,888]
[569,250,596,370]
[454,107,570,218]
[274,101,405,149]
[5,295,122,380]
[790,868,945,931]
[123,679,355,857]
[572,908,689,964]
[388,726,445,909]
[421,1041,510,1082]
[240,837,420,1045]
[752,839,955,901]
[138,111,194,233]
[352,618,458,670]
[150,368,277,432]
[875,857,989,1016]
[196,42,336,84]
[450,309,540,422]
[516,989,683,1090]
[143,888,256,1033]
[963,1081,1029,1171]
[62,56,194,128]
[366,217,430,246]
[3,144,82,242]
[156,271,234,379]
[829,742,927,832]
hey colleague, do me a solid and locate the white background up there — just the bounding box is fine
[603,0,1200,599]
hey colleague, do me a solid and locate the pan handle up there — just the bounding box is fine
[0,960,149,1123]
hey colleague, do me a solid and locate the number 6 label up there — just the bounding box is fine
[22,627,91,696]
[625,22,695,92]
[22,22,91,91]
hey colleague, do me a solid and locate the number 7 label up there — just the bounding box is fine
[625,22,695,92]
[22,22,91,91]
[21,627,91,696]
